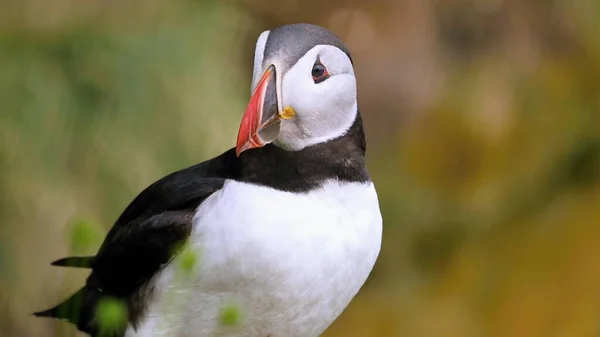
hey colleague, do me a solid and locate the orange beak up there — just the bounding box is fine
[236,65,280,156]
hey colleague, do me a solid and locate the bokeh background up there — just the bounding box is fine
[1,0,600,336]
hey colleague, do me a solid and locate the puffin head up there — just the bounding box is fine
[236,23,357,156]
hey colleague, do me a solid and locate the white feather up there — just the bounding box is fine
[276,45,358,151]
[251,31,270,94]
[125,179,382,337]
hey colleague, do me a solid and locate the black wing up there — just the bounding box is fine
[34,148,239,336]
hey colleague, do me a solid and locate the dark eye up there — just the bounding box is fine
[312,62,330,83]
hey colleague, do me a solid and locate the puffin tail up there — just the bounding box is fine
[33,286,99,334]
[51,255,95,269]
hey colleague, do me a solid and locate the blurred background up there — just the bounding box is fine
[1,0,600,336]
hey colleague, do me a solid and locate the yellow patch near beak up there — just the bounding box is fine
[280,106,296,119]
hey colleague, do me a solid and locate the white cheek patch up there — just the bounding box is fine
[251,30,270,94]
[277,45,358,151]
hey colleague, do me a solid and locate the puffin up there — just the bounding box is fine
[34,23,383,337]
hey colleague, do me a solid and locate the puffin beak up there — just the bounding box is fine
[236,65,286,156]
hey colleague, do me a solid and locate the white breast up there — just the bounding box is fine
[125,179,382,337]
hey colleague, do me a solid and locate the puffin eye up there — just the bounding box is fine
[311,62,330,83]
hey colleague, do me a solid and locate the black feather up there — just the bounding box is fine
[33,287,100,334]
[51,256,95,268]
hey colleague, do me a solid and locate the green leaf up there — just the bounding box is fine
[219,304,243,327]
[179,247,197,272]
[177,243,201,276]
[68,218,103,254]
[95,298,128,334]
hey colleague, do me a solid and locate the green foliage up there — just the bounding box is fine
[218,304,243,327]
[68,218,104,254]
[177,243,201,275]
[0,244,5,281]
[95,298,128,335]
